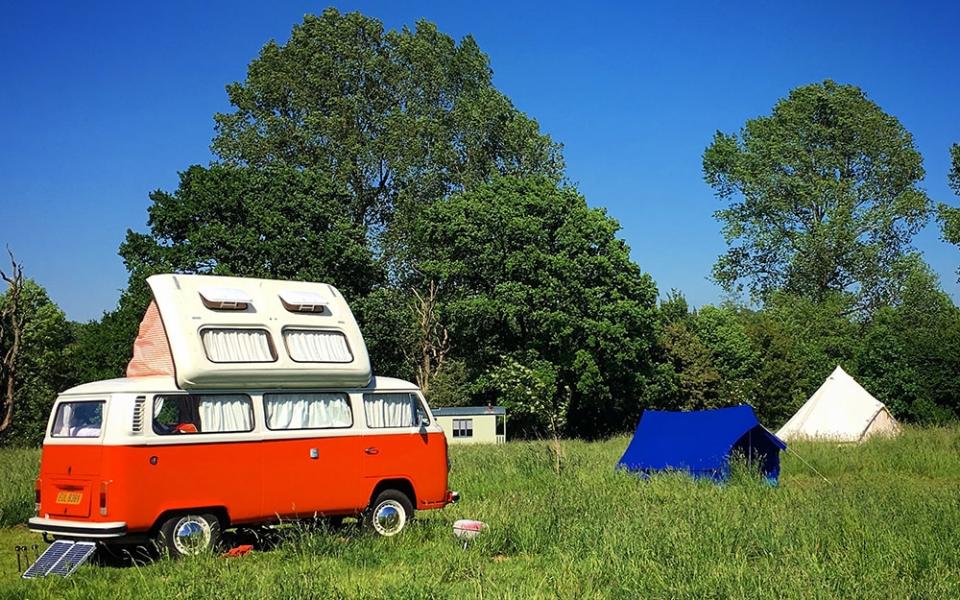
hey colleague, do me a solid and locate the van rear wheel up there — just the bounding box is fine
[158,513,221,558]
[364,490,413,537]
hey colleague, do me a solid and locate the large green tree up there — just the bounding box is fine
[656,325,723,412]
[653,292,723,412]
[212,8,562,231]
[703,81,931,311]
[738,307,811,426]
[749,291,860,425]
[1,280,76,446]
[855,263,960,422]
[76,9,566,383]
[694,305,761,406]
[401,176,660,438]
[938,144,960,280]
[121,165,378,298]
[73,165,380,381]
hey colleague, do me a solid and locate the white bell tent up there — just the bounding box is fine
[777,366,900,442]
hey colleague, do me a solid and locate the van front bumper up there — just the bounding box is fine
[28,517,127,539]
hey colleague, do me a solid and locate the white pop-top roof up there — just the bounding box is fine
[776,366,900,442]
[60,375,418,396]
[147,274,372,390]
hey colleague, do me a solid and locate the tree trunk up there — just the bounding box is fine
[407,280,449,396]
[0,250,25,436]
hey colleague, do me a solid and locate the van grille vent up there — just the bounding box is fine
[132,396,146,433]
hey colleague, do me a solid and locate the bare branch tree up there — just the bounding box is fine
[403,280,450,396]
[0,248,25,435]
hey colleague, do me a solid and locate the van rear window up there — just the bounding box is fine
[153,395,254,435]
[51,401,105,438]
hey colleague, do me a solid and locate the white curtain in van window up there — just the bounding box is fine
[284,329,352,362]
[52,403,72,436]
[364,393,416,428]
[198,395,253,432]
[201,328,274,363]
[52,402,102,437]
[264,393,352,429]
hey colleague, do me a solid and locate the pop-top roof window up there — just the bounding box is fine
[201,328,276,363]
[279,290,330,313]
[283,329,353,363]
[199,287,253,310]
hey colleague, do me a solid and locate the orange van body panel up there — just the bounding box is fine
[362,431,449,509]
[38,431,450,534]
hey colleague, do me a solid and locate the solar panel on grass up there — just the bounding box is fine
[21,540,96,579]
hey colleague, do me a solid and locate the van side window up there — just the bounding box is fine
[51,401,105,438]
[153,394,254,435]
[363,393,428,428]
[264,393,353,430]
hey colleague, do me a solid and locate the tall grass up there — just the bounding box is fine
[0,427,958,599]
[0,448,38,528]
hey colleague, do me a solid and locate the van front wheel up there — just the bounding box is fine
[364,490,413,537]
[158,513,221,558]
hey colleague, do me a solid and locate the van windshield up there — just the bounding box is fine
[51,401,105,438]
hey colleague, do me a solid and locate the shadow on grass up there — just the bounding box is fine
[93,517,368,569]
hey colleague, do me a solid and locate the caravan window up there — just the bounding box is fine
[264,393,353,430]
[51,401,105,438]
[153,394,254,435]
[201,328,277,363]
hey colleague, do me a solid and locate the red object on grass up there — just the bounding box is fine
[453,519,487,540]
[222,544,254,558]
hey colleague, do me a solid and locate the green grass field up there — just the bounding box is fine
[1,428,959,599]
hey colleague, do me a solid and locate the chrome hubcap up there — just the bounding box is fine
[372,500,406,536]
[172,516,212,555]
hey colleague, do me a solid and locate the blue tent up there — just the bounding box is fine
[617,406,787,482]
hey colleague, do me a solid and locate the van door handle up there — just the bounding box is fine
[364,447,379,455]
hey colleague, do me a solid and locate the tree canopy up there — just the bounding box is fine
[855,263,960,422]
[212,9,563,231]
[400,176,660,437]
[952,144,960,194]
[703,81,931,310]
[120,165,378,298]
[938,143,960,281]
[1,280,77,445]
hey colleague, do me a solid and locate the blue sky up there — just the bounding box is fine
[1,1,958,321]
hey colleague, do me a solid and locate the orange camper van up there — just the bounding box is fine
[29,274,458,557]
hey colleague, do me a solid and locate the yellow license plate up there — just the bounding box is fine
[56,491,83,505]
